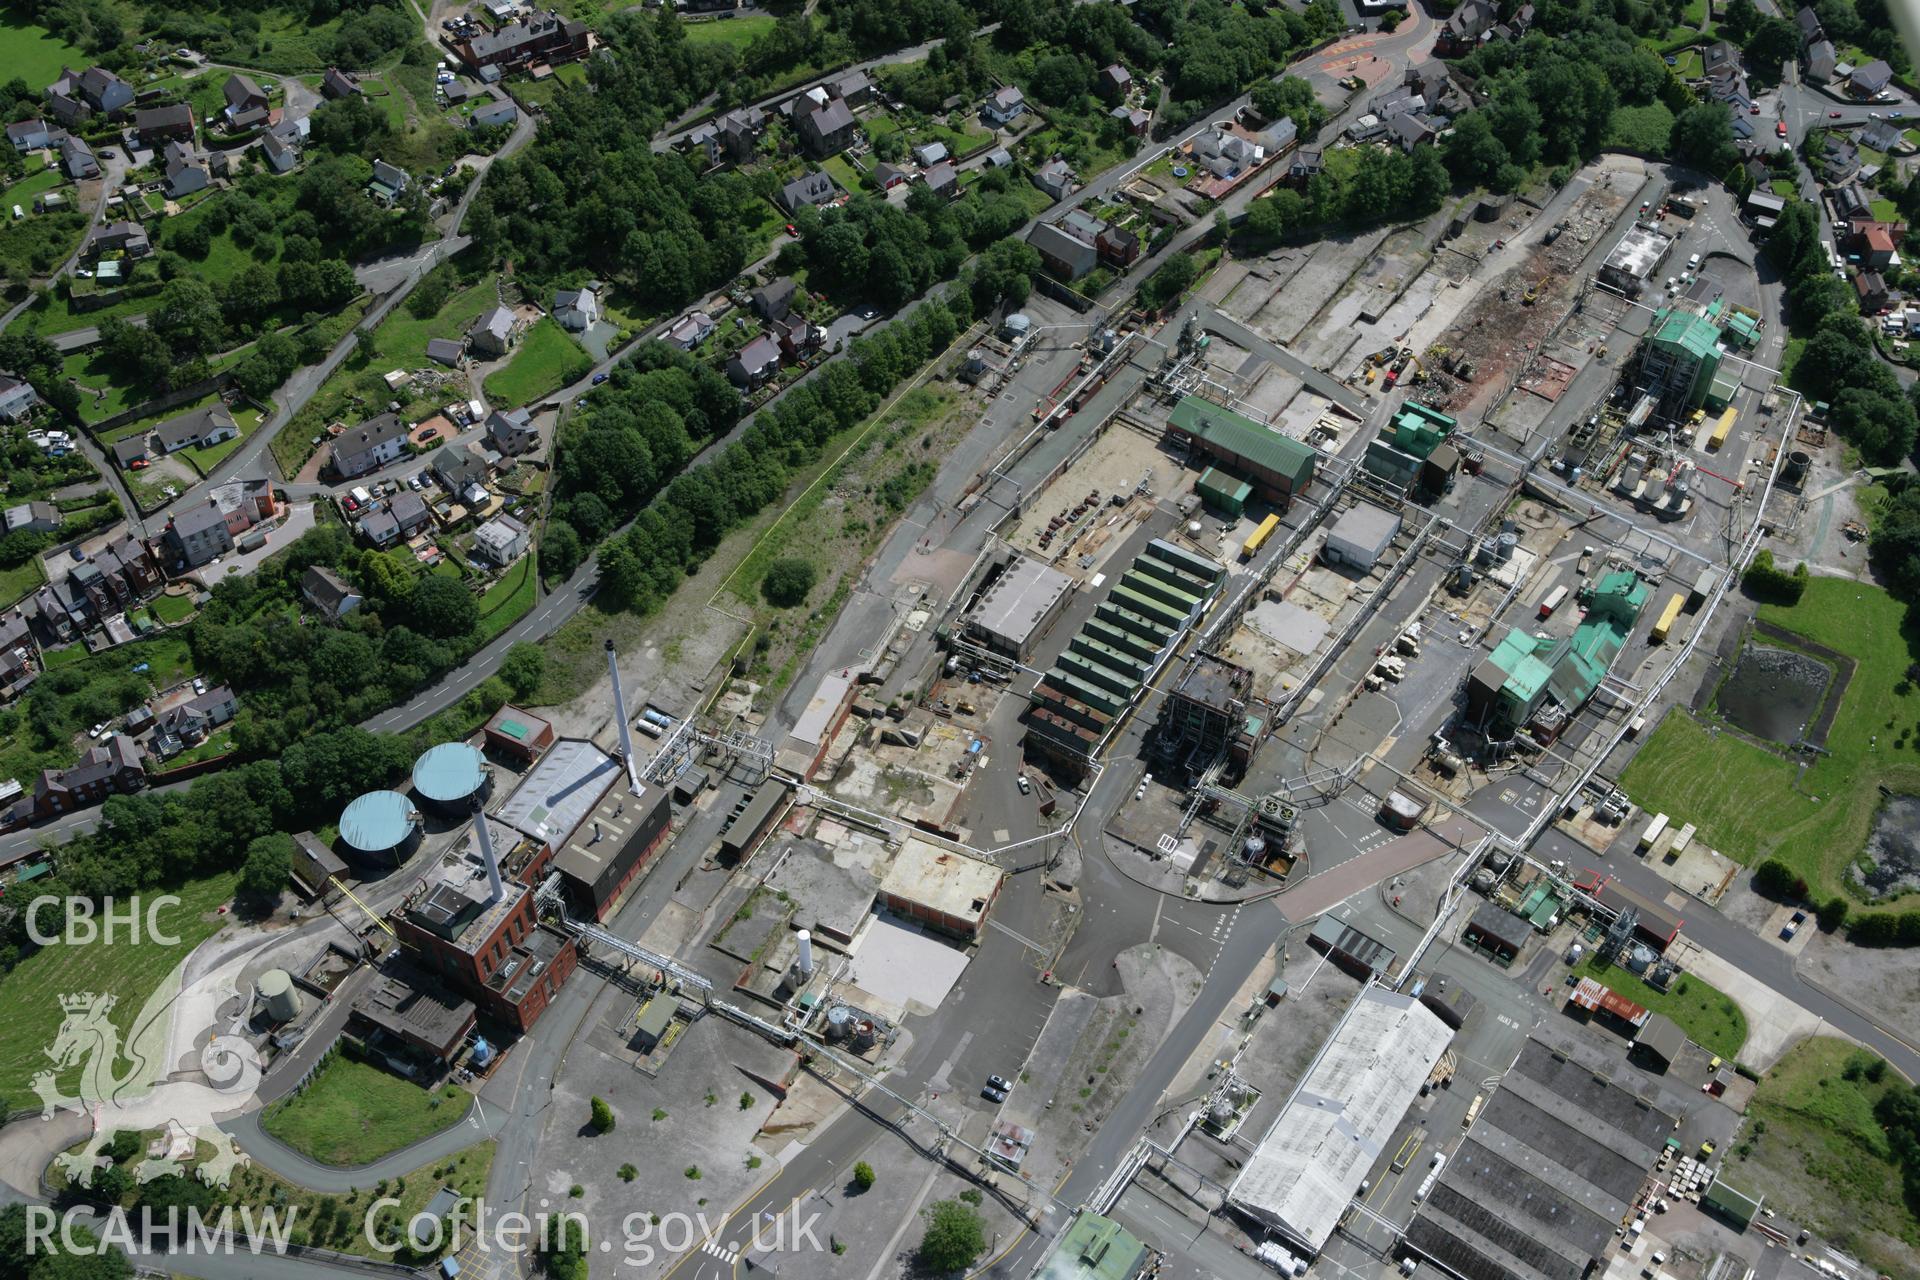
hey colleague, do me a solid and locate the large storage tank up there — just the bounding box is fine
[259,969,302,1022]
[340,790,420,864]
[411,742,489,815]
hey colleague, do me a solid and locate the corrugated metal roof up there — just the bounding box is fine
[1169,395,1317,487]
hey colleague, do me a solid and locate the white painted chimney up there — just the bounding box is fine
[473,803,504,905]
[796,929,815,979]
[605,638,641,795]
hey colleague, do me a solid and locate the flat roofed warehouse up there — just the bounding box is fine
[1404,1036,1677,1280]
[879,837,1006,938]
[966,554,1075,660]
[493,738,620,846]
[1226,987,1453,1254]
[350,968,477,1062]
[1598,222,1675,294]
[552,778,671,921]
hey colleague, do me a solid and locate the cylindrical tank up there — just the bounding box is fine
[259,969,301,1022]
[1209,1098,1236,1127]
[1472,869,1496,893]
[1187,521,1203,535]
[471,1037,494,1068]
[1497,531,1519,561]
[796,929,815,978]
[340,789,419,863]
[1244,830,1267,861]
[411,742,488,815]
[1783,450,1811,486]
[825,1006,853,1039]
[850,1019,878,1051]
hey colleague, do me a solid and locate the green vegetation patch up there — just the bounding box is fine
[681,15,779,49]
[482,317,591,408]
[1603,103,1676,153]
[261,1052,471,1166]
[1574,954,1747,1058]
[0,15,93,89]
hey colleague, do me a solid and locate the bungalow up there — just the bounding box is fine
[368,158,410,205]
[89,221,150,257]
[1100,64,1131,101]
[780,169,837,213]
[0,375,41,424]
[222,73,270,130]
[473,513,530,566]
[60,136,98,180]
[921,160,959,198]
[553,284,599,331]
[301,565,362,620]
[1031,157,1075,200]
[2,503,61,535]
[471,98,518,129]
[427,337,466,366]
[1806,39,1837,83]
[726,333,783,389]
[153,403,238,454]
[332,411,410,479]
[468,306,518,358]
[486,407,537,455]
[751,277,798,322]
[6,120,52,153]
[982,85,1027,127]
[162,141,210,198]
[666,310,715,350]
[34,735,145,817]
[154,685,237,749]
[796,97,857,157]
[430,442,490,496]
[875,162,911,190]
[133,103,194,146]
[1028,221,1098,281]
[322,67,362,99]
[1851,59,1893,98]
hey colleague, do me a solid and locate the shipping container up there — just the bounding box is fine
[1537,584,1569,619]
[1650,592,1684,642]
[1241,512,1281,560]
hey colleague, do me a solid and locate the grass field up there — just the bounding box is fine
[150,591,197,624]
[1575,954,1747,1058]
[1619,578,1920,909]
[682,14,777,48]
[0,15,92,90]
[822,153,866,193]
[1743,1037,1917,1275]
[261,1053,471,1166]
[482,318,588,407]
[474,549,538,644]
[0,557,46,610]
[0,874,238,1105]
[1603,103,1676,153]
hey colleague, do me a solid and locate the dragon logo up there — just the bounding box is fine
[33,944,268,1191]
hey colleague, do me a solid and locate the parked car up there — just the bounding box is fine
[592,372,608,385]
[1016,774,1030,795]
[1776,120,1788,137]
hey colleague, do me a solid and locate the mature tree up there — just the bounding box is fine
[1140,252,1199,311]
[542,519,585,576]
[1741,16,1800,77]
[917,1201,986,1274]
[500,643,546,699]
[590,1096,615,1133]
[1444,111,1510,188]
[1670,103,1738,178]
[408,575,478,639]
[761,558,817,607]
[1764,199,1823,277]
[151,277,225,357]
[238,833,292,902]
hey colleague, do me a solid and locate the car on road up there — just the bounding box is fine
[1892,110,1908,120]
[1781,909,1806,940]
[1749,102,1760,113]
[1016,774,1030,794]
[1829,110,1842,118]
[409,473,423,489]
[592,372,609,385]
[1776,120,1788,137]
[88,722,107,739]
[987,1074,1012,1093]
[982,1082,1007,1102]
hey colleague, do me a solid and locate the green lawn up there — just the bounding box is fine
[1603,103,1676,153]
[474,549,537,643]
[681,14,778,48]
[1743,1037,1915,1272]
[1620,579,1920,909]
[0,556,46,609]
[822,153,866,193]
[1670,49,1703,79]
[1575,954,1747,1058]
[179,404,264,476]
[1771,177,1799,198]
[0,874,238,1103]
[0,15,93,89]
[150,591,198,624]
[482,317,588,407]
[261,1053,471,1166]
[1,163,64,214]
[1870,198,1899,222]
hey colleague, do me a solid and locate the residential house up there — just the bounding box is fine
[332,411,410,478]
[161,501,236,570]
[921,160,959,198]
[1855,270,1890,312]
[261,129,297,173]
[912,140,949,167]
[2,503,61,535]
[207,149,234,179]
[69,537,158,618]
[1389,112,1436,151]
[1028,221,1098,281]
[719,109,763,160]
[322,67,362,98]
[780,170,837,213]
[1851,59,1893,98]
[301,565,362,620]
[1851,219,1902,268]
[1097,223,1140,268]
[1833,182,1872,221]
[153,684,237,752]
[388,490,433,538]
[983,85,1027,127]
[796,97,857,157]
[726,333,783,389]
[468,306,518,358]
[454,12,590,72]
[1100,64,1131,101]
[358,507,401,547]
[1861,119,1903,154]
[427,337,465,366]
[1806,39,1837,82]
[1795,6,1823,47]
[0,375,40,424]
[1701,40,1739,82]
[368,159,410,204]
[34,735,145,817]
[834,71,874,108]
[1287,146,1325,189]
[430,443,491,499]
[751,277,798,322]
[6,120,52,152]
[209,476,276,528]
[90,221,150,257]
[772,316,823,360]
[485,407,537,455]
[133,104,194,146]
[162,141,210,198]
[473,514,530,566]
[1435,0,1496,56]
[875,162,911,190]
[0,612,38,692]
[666,310,715,350]
[1110,105,1150,137]
[68,66,134,114]
[984,147,1014,168]
[1032,157,1075,200]
[30,579,91,639]
[1490,2,1535,40]
[222,74,270,130]
[552,284,599,331]
[152,403,237,454]
[1192,129,1261,178]
[471,98,518,129]
[1819,135,1860,184]
[60,136,98,179]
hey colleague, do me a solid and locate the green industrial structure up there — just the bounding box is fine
[1034,1212,1151,1280]
[1028,538,1223,772]
[1363,400,1459,493]
[1167,395,1319,509]
[1638,298,1749,418]
[1195,466,1253,517]
[1466,569,1649,741]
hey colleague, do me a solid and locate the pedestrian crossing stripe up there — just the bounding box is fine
[701,1240,738,1261]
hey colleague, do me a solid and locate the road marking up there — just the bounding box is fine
[987,916,1050,954]
[700,1240,738,1262]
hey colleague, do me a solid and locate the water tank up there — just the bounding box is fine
[1187,521,1203,535]
[1471,869,1496,893]
[411,742,488,815]
[340,790,420,861]
[259,969,302,1023]
[1783,450,1811,486]
[825,1006,853,1039]
[1485,850,1512,873]
[1497,531,1519,561]
[471,1037,494,1068]
[1209,1098,1236,1127]
[850,1019,878,1051]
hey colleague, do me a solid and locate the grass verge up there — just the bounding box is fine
[261,1053,471,1167]
[1575,954,1747,1058]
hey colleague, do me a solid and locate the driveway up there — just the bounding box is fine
[193,502,315,587]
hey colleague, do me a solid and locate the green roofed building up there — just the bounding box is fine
[1035,1212,1151,1280]
[1391,401,1455,459]
[1640,303,1724,417]
[1168,395,1317,509]
[1701,1174,1763,1230]
[1196,466,1252,517]
[1467,570,1648,739]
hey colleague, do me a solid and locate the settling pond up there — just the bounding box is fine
[1859,794,1920,900]
[1714,642,1832,746]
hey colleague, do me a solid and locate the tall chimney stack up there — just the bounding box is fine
[473,798,504,905]
[796,929,815,979]
[605,638,641,795]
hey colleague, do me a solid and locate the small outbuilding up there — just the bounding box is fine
[1322,502,1401,572]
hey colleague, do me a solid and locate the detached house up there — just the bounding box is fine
[89,221,150,257]
[160,502,235,570]
[134,104,194,146]
[796,97,857,157]
[7,120,53,153]
[1032,158,1075,200]
[726,334,783,389]
[1100,64,1131,101]
[1435,0,1496,56]
[153,685,238,754]
[485,407,537,455]
[0,374,40,424]
[323,67,362,98]
[667,311,715,350]
[751,277,798,322]
[152,403,237,454]
[222,73,271,130]
[553,284,599,332]
[780,170,837,213]
[982,85,1027,127]
[60,136,98,180]
[162,141,210,198]
[35,735,145,817]
[302,566,362,620]
[468,306,518,358]
[1028,222,1098,281]
[473,514,530,566]
[47,66,133,125]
